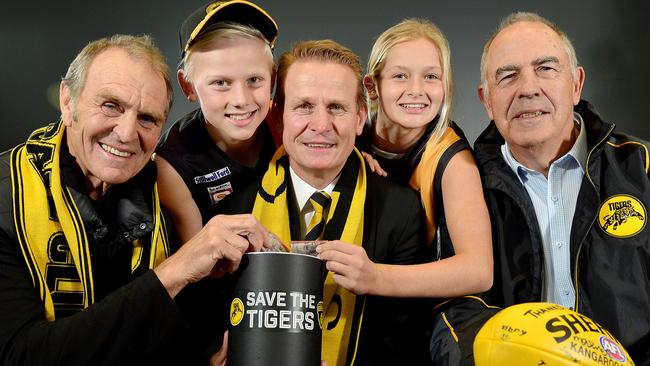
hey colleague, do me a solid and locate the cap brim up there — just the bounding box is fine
[183,1,278,56]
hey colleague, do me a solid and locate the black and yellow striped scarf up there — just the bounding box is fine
[9,120,170,321]
[253,146,367,366]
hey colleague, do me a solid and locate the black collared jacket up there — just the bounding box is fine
[475,100,650,362]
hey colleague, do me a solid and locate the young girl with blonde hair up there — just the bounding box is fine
[318,18,493,300]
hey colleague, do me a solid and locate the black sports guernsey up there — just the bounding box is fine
[357,118,470,259]
[156,109,276,224]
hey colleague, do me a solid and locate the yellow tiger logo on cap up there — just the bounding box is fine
[230,298,245,326]
[206,1,227,13]
[598,194,646,237]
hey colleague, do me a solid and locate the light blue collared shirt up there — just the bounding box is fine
[501,113,588,309]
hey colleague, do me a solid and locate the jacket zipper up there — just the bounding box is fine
[573,124,614,311]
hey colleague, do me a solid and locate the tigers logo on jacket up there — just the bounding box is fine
[598,194,646,238]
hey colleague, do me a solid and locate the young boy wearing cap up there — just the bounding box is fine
[156,1,279,245]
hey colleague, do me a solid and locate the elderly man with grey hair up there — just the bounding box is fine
[473,11,650,363]
[0,34,272,365]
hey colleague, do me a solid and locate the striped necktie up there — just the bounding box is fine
[305,191,331,240]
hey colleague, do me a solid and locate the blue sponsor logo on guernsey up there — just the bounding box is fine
[194,167,231,184]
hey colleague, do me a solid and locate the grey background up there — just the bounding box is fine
[2,0,649,152]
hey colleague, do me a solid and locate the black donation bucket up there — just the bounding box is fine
[227,252,325,366]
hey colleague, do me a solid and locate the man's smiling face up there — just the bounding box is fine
[479,21,584,154]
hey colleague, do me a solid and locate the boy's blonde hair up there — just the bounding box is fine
[367,18,453,144]
[182,22,275,83]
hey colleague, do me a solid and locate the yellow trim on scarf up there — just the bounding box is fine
[409,126,461,245]
[10,120,169,321]
[252,146,366,366]
[149,183,170,268]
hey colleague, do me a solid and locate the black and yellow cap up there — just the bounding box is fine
[179,1,278,58]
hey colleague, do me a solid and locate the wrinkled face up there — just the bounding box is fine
[183,36,272,147]
[479,21,583,152]
[376,38,444,130]
[281,61,366,185]
[60,48,168,190]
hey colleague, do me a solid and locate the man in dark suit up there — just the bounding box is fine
[241,39,430,365]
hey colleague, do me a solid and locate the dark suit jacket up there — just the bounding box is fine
[351,170,431,365]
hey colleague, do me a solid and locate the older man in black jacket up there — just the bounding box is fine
[475,12,650,363]
[0,34,272,365]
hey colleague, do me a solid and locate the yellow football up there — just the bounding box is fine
[474,302,634,365]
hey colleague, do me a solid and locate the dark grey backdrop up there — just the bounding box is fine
[2,0,649,151]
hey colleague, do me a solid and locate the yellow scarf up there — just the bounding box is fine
[252,146,367,366]
[9,120,170,321]
[409,126,462,245]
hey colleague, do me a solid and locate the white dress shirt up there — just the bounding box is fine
[289,167,338,239]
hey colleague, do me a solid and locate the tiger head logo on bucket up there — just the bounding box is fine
[598,194,646,238]
[230,298,245,326]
